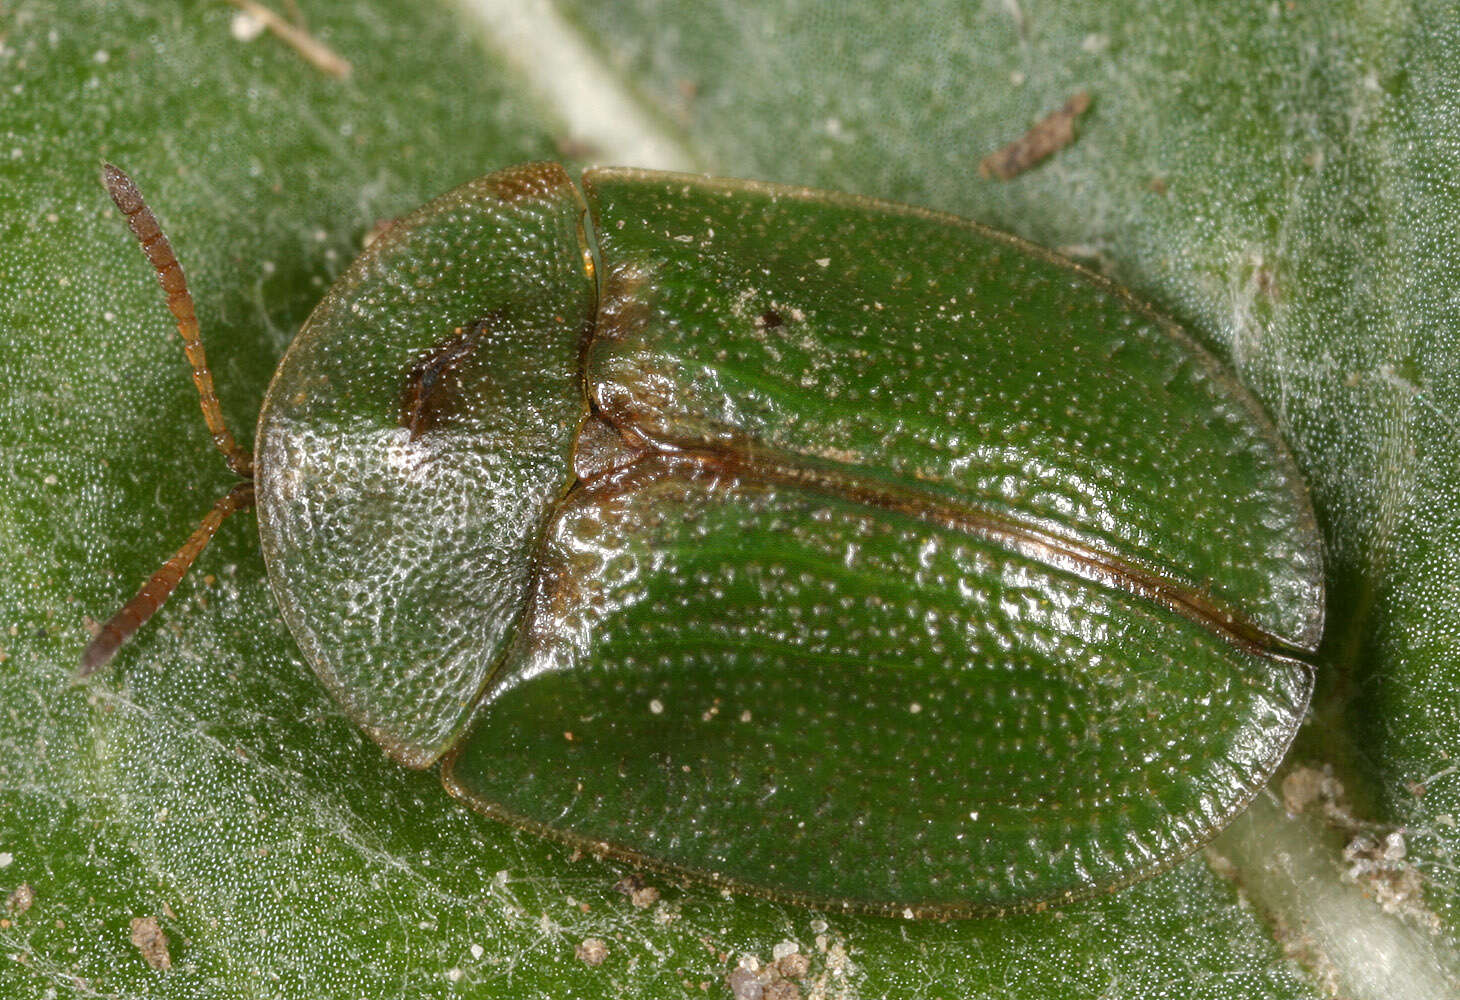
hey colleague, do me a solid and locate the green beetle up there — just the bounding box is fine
[85,162,1322,918]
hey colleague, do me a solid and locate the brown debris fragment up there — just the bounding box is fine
[6,883,34,916]
[980,92,1092,180]
[726,948,812,1000]
[1343,831,1437,930]
[727,967,764,1000]
[727,963,802,1000]
[224,0,352,78]
[1281,764,1443,932]
[129,914,173,970]
[763,982,800,1000]
[628,883,660,908]
[1281,764,1352,825]
[777,952,811,979]
[611,873,661,909]
[575,937,608,966]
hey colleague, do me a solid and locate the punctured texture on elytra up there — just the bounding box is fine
[253,164,1322,915]
[256,164,595,766]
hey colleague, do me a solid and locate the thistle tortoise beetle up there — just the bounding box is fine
[84,161,1323,917]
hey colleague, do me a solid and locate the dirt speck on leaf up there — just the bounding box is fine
[1283,764,1442,931]
[6,883,34,916]
[777,951,811,979]
[727,945,814,1000]
[613,873,661,909]
[980,92,1092,180]
[130,915,172,970]
[727,966,765,1000]
[629,883,660,908]
[1343,831,1438,931]
[1281,764,1361,828]
[575,937,608,966]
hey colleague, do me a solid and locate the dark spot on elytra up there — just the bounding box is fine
[400,314,499,441]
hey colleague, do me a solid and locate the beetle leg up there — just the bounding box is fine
[102,164,255,478]
[77,481,257,679]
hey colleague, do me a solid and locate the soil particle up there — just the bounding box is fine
[129,915,172,971]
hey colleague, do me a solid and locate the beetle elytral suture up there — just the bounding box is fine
[84,162,1323,917]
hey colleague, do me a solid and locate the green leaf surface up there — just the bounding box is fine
[2,1,1457,997]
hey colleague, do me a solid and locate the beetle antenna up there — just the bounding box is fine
[77,482,257,679]
[82,166,261,679]
[101,164,255,478]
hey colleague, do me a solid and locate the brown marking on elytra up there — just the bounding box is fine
[485,162,575,203]
[588,263,668,433]
[592,261,652,344]
[571,413,649,481]
[399,316,497,441]
[979,91,1092,181]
